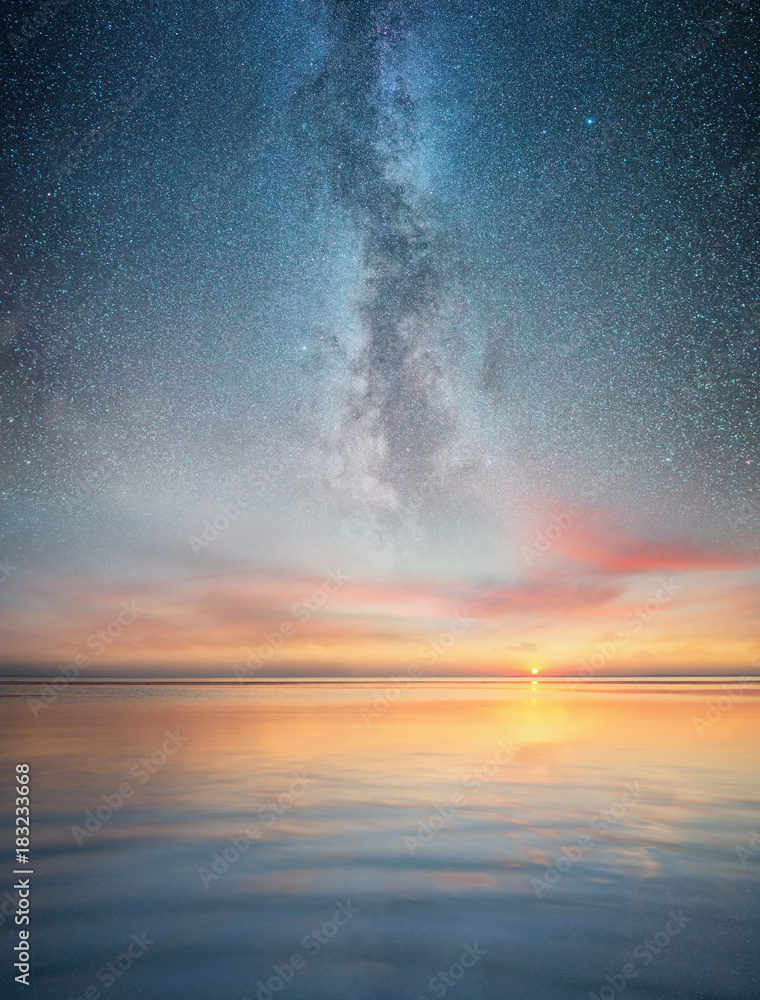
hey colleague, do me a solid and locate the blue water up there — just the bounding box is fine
[1,681,758,999]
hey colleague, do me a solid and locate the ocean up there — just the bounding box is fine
[1,679,758,999]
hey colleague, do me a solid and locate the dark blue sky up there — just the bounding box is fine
[1,0,758,675]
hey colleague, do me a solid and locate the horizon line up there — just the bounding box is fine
[1,674,758,685]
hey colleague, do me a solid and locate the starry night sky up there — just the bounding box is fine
[1,0,758,676]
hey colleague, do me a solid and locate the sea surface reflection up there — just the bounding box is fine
[1,680,758,999]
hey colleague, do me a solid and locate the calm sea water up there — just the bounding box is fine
[1,680,758,1000]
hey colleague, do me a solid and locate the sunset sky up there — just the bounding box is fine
[1,0,758,677]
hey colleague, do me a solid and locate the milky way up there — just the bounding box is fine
[1,0,758,674]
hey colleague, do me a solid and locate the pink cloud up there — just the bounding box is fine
[550,521,756,576]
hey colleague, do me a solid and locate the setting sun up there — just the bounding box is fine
[531,667,539,675]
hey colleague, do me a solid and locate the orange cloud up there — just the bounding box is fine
[1,515,758,676]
